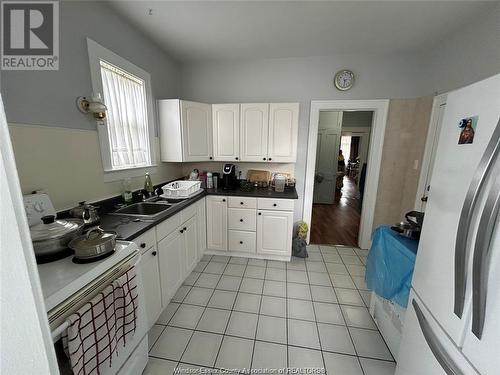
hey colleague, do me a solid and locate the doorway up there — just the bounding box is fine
[303,100,389,249]
[311,111,373,246]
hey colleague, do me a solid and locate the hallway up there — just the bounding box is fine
[311,176,361,246]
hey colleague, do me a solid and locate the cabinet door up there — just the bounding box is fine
[206,196,228,251]
[240,103,269,162]
[268,103,299,162]
[157,229,184,304]
[140,246,162,330]
[197,198,207,260]
[257,210,293,256]
[213,104,240,162]
[183,216,199,273]
[181,101,213,161]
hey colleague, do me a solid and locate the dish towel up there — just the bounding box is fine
[62,266,138,375]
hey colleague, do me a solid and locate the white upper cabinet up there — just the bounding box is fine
[158,99,213,162]
[268,103,299,162]
[240,103,269,162]
[212,104,240,161]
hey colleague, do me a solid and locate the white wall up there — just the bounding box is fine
[423,3,500,95]
[180,53,424,220]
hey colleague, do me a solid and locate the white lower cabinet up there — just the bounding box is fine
[206,196,228,251]
[206,195,295,260]
[157,229,184,304]
[183,215,198,273]
[197,198,207,260]
[140,245,162,330]
[256,210,293,256]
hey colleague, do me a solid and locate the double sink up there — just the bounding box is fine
[109,196,181,218]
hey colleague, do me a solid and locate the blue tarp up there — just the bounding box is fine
[365,225,418,307]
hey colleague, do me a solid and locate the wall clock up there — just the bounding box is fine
[334,69,355,91]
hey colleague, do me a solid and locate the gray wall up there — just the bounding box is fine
[0,1,180,130]
[180,53,425,220]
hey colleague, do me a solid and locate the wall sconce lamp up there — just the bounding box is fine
[76,94,107,123]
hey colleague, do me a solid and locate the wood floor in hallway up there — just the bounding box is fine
[311,176,361,246]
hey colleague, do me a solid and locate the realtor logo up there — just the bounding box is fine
[1,1,59,70]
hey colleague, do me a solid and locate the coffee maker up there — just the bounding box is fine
[222,164,237,190]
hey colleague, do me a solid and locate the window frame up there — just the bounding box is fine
[87,38,157,181]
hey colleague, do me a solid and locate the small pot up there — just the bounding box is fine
[69,227,117,260]
[30,215,85,257]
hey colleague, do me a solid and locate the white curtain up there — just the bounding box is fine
[340,135,352,161]
[100,61,151,169]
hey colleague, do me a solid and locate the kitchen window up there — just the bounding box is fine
[87,38,156,180]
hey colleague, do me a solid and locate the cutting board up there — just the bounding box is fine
[246,169,271,183]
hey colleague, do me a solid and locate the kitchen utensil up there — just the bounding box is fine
[206,172,213,189]
[69,201,100,225]
[239,180,255,192]
[30,215,85,257]
[162,180,202,198]
[213,172,220,189]
[69,227,117,260]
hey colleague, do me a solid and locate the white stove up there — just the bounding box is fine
[37,241,138,311]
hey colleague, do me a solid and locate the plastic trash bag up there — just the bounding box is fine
[292,221,309,258]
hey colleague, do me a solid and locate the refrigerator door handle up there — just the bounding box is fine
[413,299,464,375]
[471,173,500,339]
[454,118,500,318]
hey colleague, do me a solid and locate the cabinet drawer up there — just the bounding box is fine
[181,203,198,223]
[228,208,256,231]
[133,228,156,254]
[257,198,294,211]
[228,197,257,209]
[156,212,182,241]
[229,230,256,253]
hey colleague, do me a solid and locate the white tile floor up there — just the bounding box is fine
[144,245,396,375]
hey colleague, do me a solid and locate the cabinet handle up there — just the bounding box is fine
[268,158,272,161]
[239,241,243,244]
[209,156,213,160]
[152,251,157,256]
[240,202,244,205]
[180,229,184,233]
[263,157,266,161]
[240,219,243,222]
[140,243,146,248]
[183,227,187,231]
[222,199,226,202]
[258,212,262,215]
[235,157,239,160]
[273,203,277,207]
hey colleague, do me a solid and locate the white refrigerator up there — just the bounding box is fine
[396,74,500,375]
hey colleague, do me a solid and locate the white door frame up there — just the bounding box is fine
[303,100,389,249]
[414,93,447,211]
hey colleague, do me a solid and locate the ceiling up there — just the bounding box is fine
[107,1,497,63]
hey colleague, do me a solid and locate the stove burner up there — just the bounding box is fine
[72,250,115,264]
[36,249,73,264]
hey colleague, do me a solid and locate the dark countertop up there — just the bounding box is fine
[205,187,298,199]
[98,187,298,241]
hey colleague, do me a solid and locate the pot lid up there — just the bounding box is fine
[30,215,83,241]
[69,228,116,251]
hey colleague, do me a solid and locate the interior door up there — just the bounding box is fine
[213,104,240,162]
[313,128,340,204]
[268,103,299,162]
[181,101,213,161]
[240,103,269,162]
[417,96,447,211]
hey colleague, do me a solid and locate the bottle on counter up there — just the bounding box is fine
[121,178,133,204]
[144,172,154,195]
[206,172,213,189]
